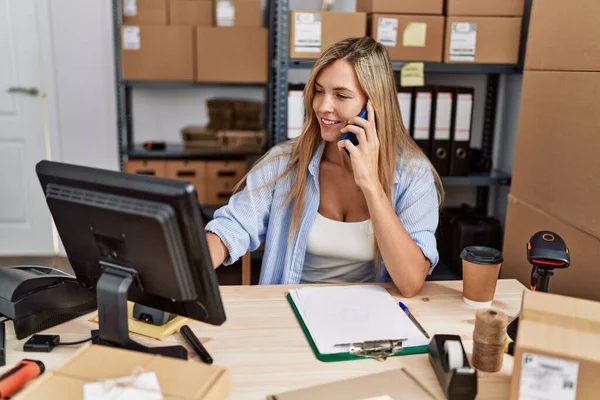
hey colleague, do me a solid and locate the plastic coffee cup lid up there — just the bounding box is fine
[460,246,503,265]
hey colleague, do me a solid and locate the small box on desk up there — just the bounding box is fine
[357,0,443,15]
[121,25,194,81]
[444,17,522,64]
[289,11,366,59]
[367,14,444,62]
[122,0,168,25]
[510,290,600,400]
[446,0,525,17]
[13,344,230,400]
[196,27,268,83]
[267,368,437,399]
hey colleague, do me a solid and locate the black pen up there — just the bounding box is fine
[180,325,213,364]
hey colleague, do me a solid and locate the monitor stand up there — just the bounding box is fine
[90,262,188,360]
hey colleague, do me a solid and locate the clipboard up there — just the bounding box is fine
[286,293,429,362]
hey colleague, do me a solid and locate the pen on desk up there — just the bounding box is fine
[180,325,213,364]
[399,302,430,339]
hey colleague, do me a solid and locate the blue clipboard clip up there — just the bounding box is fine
[346,338,407,361]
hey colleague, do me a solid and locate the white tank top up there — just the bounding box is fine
[301,213,374,283]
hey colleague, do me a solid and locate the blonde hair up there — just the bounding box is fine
[238,37,443,263]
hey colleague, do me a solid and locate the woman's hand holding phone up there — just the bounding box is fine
[337,100,381,193]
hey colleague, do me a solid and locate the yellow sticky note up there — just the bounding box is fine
[403,22,427,47]
[401,62,425,87]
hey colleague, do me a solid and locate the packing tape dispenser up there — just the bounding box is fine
[428,334,477,400]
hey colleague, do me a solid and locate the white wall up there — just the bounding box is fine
[45,0,119,171]
[40,0,521,221]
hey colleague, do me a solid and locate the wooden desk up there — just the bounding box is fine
[1,280,525,399]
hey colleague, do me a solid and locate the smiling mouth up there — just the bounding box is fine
[321,118,341,127]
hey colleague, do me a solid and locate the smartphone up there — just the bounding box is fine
[340,107,368,156]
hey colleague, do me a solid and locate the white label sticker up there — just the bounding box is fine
[413,92,432,140]
[216,0,235,26]
[84,372,163,400]
[377,18,398,47]
[294,13,321,53]
[397,92,412,131]
[288,91,304,139]
[449,23,477,62]
[122,26,140,50]
[454,94,473,141]
[123,0,137,16]
[434,93,452,140]
[519,353,579,400]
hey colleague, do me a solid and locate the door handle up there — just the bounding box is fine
[7,87,39,96]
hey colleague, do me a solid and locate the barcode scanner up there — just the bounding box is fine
[340,107,368,156]
[506,231,570,346]
[527,231,570,292]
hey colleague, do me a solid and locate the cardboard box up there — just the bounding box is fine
[214,0,262,27]
[125,159,167,177]
[122,0,168,25]
[289,11,366,59]
[165,160,208,203]
[501,195,600,302]
[196,27,267,83]
[368,14,444,62]
[511,71,600,239]
[14,344,230,399]
[121,25,194,81]
[267,368,437,399]
[169,0,213,26]
[509,290,600,400]
[446,0,524,17]
[525,0,600,71]
[356,0,443,15]
[444,17,521,64]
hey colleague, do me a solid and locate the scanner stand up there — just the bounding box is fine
[428,335,477,400]
[91,262,188,360]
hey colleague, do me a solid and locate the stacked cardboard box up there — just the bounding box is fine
[121,0,267,82]
[509,291,600,400]
[125,158,249,206]
[357,0,444,62]
[501,0,600,301]
[289,11,366,59]
[444,0,523,64]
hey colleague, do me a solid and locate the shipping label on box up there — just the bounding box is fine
[293,12,322,53]
[376,17,398,47]
[449,22,477,62]
[122,26,141,50]
[123,0,137,16]
[216,0,235,26]
[518,353,579,400]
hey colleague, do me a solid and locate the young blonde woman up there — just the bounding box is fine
[205,37,443,297]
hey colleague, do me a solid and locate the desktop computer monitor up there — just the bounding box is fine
[36,160,226,359]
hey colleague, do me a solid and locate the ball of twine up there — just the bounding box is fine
[471,308,508,372]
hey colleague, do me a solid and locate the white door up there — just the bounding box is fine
[0,0,53,255]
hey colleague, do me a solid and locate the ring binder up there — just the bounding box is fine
[348,339,407,361]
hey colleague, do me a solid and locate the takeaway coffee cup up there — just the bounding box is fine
[461,246,503,308]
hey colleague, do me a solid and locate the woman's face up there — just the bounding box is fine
[312,60,368,142]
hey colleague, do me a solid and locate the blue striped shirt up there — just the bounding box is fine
[205,141,440,284]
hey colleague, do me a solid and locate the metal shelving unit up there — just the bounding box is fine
[113,0,529,207]
[268,0,532,210]
[289,59,523,74]
[112,0,271,167]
